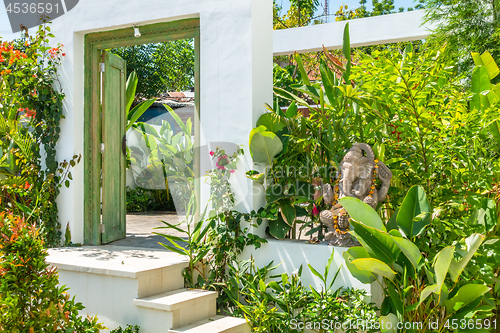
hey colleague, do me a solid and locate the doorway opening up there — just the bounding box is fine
[83,18,200,246]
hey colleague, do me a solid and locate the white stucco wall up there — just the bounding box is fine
[1,0,272,244]
[273,9,436,55]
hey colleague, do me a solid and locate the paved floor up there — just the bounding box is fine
[109,212,187,250]
[108,211,314,250]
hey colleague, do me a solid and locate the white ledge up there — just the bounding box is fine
[273,9,436,55]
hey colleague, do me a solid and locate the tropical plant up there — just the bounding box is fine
[470,50,500,151]
[223,252,378,333]
[341,186,495,332]
[125,71,155,132]
[423,0,500,83]
[248,24,356,240]
[0,213,104,332]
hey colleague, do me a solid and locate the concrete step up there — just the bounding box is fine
[168,315,250,333]
[134,289,217,329]
[46,245,190,332]
[47,245,189,298]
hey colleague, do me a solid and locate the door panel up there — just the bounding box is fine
[101,51,126,244]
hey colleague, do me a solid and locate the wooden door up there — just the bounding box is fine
[101,51,126,244]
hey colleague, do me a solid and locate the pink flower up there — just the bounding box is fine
[216,162,225,170]
[229,169,236,174]
[209,151,214,156]
[312,205,319,216]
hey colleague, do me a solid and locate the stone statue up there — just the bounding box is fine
[318,143,392,246]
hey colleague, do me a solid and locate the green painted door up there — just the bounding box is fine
[101,51,126,244]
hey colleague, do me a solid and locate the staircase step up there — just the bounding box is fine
[134,288,217,311]
[168,315,250,333]
[47,245,189,297]
[134,289,217,328]
[47,245,188,279]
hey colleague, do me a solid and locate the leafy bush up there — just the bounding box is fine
[223,255,378,333]
[126,187,152,212]
[340,186,495,331]
[0,213,104,332]
[110,324,140,333]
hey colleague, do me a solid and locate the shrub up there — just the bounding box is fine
[0,24,80,246]
[110,324,140,333]
[0,213,104,332]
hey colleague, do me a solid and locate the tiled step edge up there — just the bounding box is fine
[168,315,250,333]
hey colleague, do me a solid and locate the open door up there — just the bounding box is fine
[101,51,126,244]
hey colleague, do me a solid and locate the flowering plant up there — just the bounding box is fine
[206,146,244,213]
[0,24,76,246]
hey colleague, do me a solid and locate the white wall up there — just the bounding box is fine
[240,239,382,303]
[273,9,435,55]
[1,0,272,244]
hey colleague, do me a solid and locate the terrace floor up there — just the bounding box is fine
[109,212,187,250]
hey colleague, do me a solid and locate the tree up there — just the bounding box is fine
[110,39,195,99]
[423,0,500,82]
[273,0,320,29]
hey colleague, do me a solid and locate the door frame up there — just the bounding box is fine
[83,18,200,245]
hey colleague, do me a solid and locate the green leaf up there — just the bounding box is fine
[342,22,351,82]
[319,59,336,106]
[249,125,283,165]
[295,53,310,85]
[126,99,155,131]
[284,102,297,118]
[268,215,291,239]
[488,120,500,151]
[471,66,492,111]
[479,51,499,80]
[443,284,490,314]
[352,258,396,281]
[380,314,398,333]
[449,233,484,283]
[434,246,454,291]
[391,236,423,271]
[343,247,375,284]
[245,170,265,184]
[339,197,386,231]
[351,220,400,265]
[125,71,138,112]
[396,185,431,238]
[256,112,287,134]
[273,86,309,106]
[279,199,296,226]
[266,184,289,203]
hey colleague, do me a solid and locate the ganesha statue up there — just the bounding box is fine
[317,143,392,247]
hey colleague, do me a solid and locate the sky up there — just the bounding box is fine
[275,0,420,23]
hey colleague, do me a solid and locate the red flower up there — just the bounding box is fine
[209,151,214,156]
[24,182,30,190]
[24,109,36,118]
[230,169,236,174]
[312,205,319,216]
